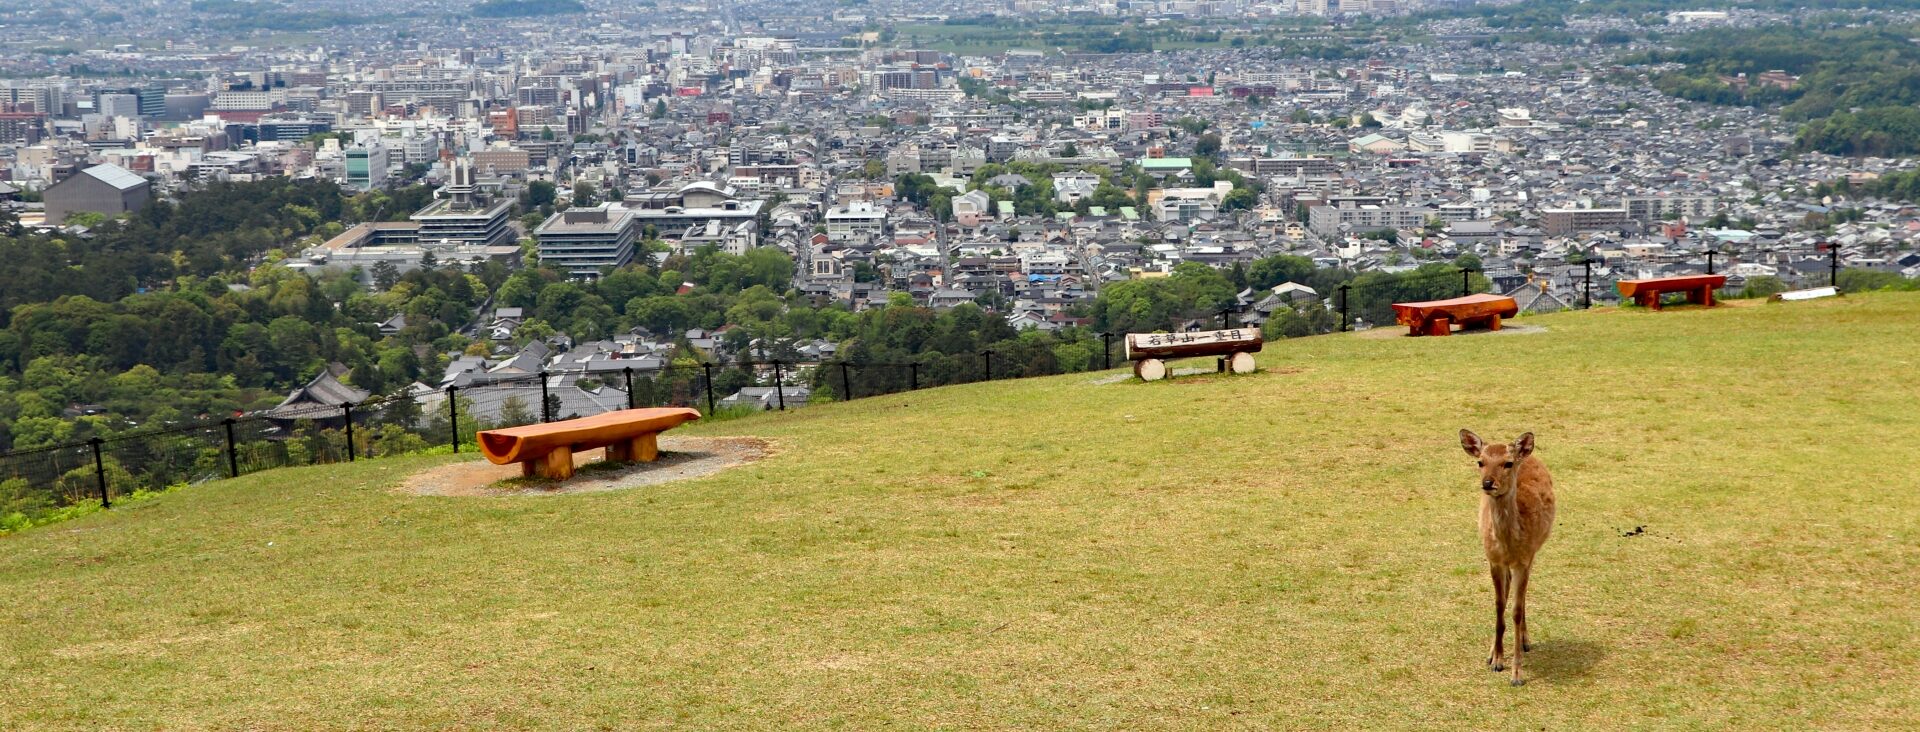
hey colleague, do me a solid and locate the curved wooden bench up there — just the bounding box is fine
[1392,293,1519,336]
[477,407,701,480]
[1617,274,1727,310]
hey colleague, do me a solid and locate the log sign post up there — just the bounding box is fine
[1125,328,1263,382]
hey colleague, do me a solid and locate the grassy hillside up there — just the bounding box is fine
[4,295,1919,730]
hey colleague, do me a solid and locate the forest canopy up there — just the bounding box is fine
[1629,22,1920,156]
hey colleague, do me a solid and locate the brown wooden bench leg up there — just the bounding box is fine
[542,445,574,480]
[604,433,658,463]
[1700,285,1715,307]
[1426,316,1452,337]
[1488,314,1503,331]
[522,460,537,478]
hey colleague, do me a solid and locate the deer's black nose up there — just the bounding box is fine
[1482,480,1496,491]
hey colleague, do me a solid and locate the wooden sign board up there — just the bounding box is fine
[1125,328,1263,361]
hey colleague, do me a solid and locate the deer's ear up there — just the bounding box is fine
[1459,429,1484,457]
[1513,432,1536,460]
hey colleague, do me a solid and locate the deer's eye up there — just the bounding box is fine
[1504,461,1514,468]
[1477,460,1484,467]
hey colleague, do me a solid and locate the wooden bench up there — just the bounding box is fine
[477,407,701,480]
[1391,293,1519,337]
[1616,274,1727,310]
[1125,328,1263,381]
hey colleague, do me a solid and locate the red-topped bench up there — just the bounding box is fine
[477,407,701,480]
[1391,293,1520,337]
[1616,274,1727,310]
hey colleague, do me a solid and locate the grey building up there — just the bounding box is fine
[410,159,515,247]
[96,93,141,118]
[1542,207,1630,236]
[1623,195,1716,224]
[622,181,762,238]
[45,164,150,224]
[1308,198,1432,237]
[535,205,641,278]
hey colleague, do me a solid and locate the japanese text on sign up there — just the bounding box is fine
[1128,329,1253,349]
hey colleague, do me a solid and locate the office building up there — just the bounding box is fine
[410,159,516,247]
[623,181,763,237]
[344,142,389,190]
[97,93,141,119]
[535,204,641,278]
[0,112,43,144]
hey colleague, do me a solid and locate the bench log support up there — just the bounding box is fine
[604,433,660,464]
[544,446,574,480]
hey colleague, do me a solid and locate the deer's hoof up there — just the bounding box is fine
[1510,678,1526,687]
[1489,661,1504,672]
[1522,642,1532,652]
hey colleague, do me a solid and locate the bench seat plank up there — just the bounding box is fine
[1616,274,1727,310]
[478,407,701,479]
[1391,293,1519,336]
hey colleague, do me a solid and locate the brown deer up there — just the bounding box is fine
[1459,429,1557,686]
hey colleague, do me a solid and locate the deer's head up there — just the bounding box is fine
[1459,429,1534,498]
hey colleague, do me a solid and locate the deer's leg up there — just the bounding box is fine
[1515,563,1533,653]
[1511,564,1531,686]
[1488,564,1508,672]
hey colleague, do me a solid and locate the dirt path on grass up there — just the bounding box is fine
[398,436,773,497]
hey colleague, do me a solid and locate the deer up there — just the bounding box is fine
[1459,429,1556,686]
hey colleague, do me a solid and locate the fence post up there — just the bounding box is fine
[623,367,635,409]
[838,361,852,401]
[1101,332,1114,370]
[446,386,460,453]
[909,362,919,391]
[1583,260,1593,309]
[1220,306,1233,330]
[1828,244,1839,287]
[539,370,551,423]
[1338,284,1351,332]
[1461,267,1472,297]
[772,361,786,411]
[89,437,109,509]
[981,350,993,382]
[343,402,356,462]
[223,418,239,477]
[702,362,716,415]
[1706,250,1716,275]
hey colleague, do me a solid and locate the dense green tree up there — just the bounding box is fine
[523,180,557,209]
[571,181,598,207]
[1194,133,1222,158]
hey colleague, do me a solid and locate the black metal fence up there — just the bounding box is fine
[0,356,1078,524]
[0,259,1731,529]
